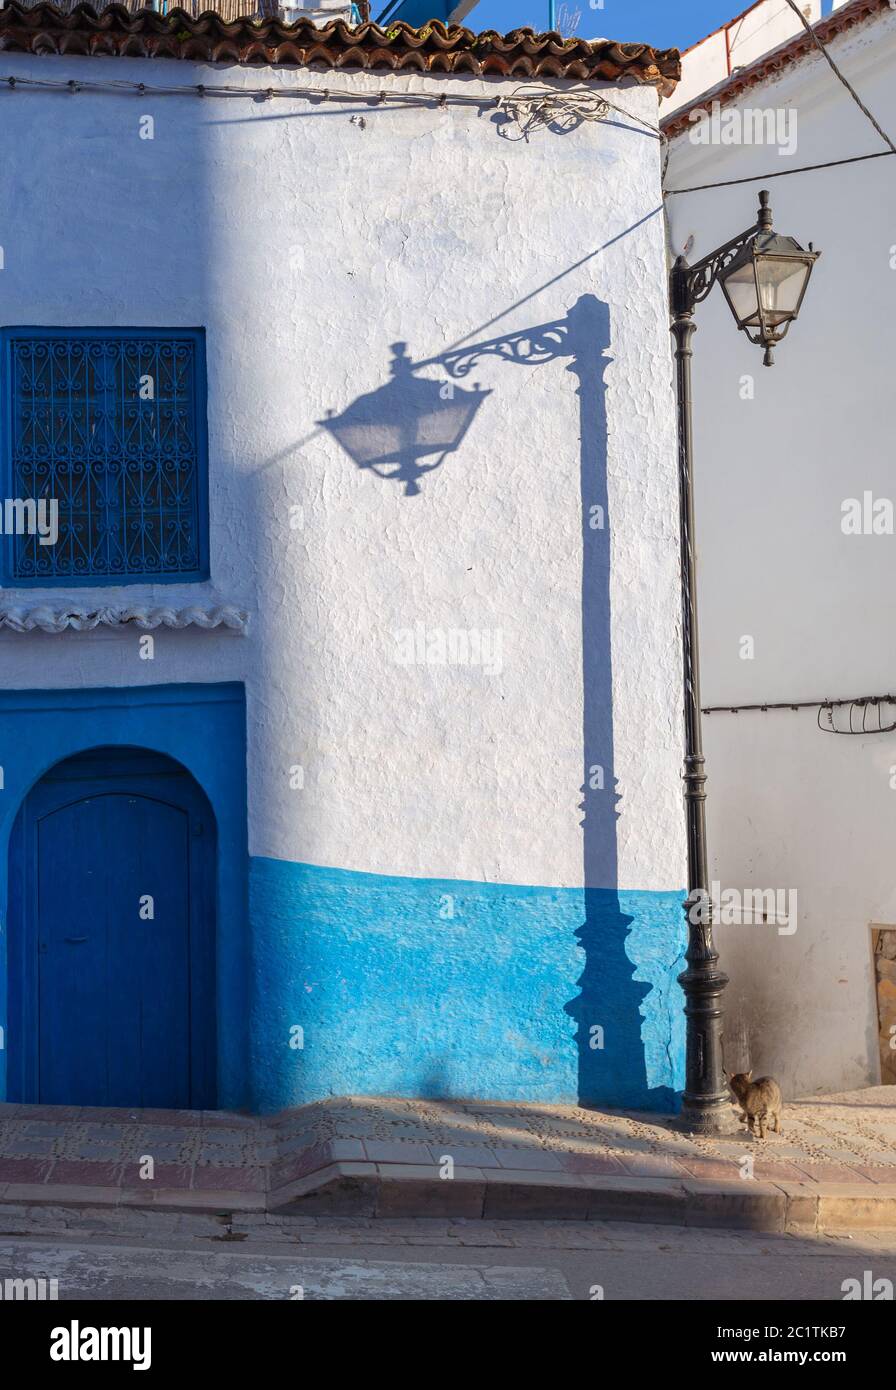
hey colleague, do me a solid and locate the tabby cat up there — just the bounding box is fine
[728,1071,783,1140]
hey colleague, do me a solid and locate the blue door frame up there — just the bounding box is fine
[8,747,216,1108]
[0,683,249,1110]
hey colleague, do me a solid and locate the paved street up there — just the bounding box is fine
[2,1214,896,1300]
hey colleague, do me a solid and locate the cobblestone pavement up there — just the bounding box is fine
[2,1212,896,1299]
[268,1086,896,1182]
[1,1084,894,1228]
[1,1088,896,1200]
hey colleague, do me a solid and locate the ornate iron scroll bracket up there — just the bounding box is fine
[671,220,761,318]
[426,319,572,381]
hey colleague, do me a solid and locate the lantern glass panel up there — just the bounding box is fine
[754,255,813,327]
[720,259,762,327]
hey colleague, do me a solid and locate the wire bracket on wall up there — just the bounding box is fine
[817,696,896,736]
[703,692,896,736]
[495,86,611,141]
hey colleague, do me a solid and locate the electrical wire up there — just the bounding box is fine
[667,1,896,194]
[0,71,661,144]
[703,691,896,737]
[0,71,517,106]
[666,146,894,194]
[496,86,660,142]
[703,692,896,713]
[782,0,896,156]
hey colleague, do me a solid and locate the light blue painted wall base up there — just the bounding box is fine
[249,857,687,1114]
[1,688,685,1117]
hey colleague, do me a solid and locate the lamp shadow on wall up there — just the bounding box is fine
[321,293,677,1113]
[562,296,679,1114]
[317,340,492,497]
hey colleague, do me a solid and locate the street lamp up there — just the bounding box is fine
[669,190,819,1135]
[716,193,819,365]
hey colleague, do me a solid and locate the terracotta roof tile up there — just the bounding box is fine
[0,3,681,92]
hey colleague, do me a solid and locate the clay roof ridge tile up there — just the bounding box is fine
[0,1,681,89]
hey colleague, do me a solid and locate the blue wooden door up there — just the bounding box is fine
[8,748,216,1109]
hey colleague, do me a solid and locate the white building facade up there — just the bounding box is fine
[665,0,896,1097]
[0,5,688,1113]
[660,0,822,122]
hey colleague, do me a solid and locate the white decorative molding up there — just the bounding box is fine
[0,604,250,634]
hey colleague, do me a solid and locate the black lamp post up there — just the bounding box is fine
[670,190,819,1134]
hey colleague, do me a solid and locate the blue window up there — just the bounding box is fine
[1,328,209,585]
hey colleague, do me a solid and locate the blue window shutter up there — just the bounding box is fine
[2,327,210,586]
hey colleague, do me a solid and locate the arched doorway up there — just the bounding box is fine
[7,746,216,1109]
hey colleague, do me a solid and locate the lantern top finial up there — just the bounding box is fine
[758,189,773,232]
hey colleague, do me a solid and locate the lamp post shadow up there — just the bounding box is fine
[563,296,677,1112]
[321,293,677,1111]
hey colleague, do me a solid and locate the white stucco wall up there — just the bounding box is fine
[0,51,684,896]
[660,0,821,120]
[666,4,896,1093]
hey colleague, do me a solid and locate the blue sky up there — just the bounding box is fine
[465,0,835,50]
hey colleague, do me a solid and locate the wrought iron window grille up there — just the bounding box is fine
[1,328,209,587]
